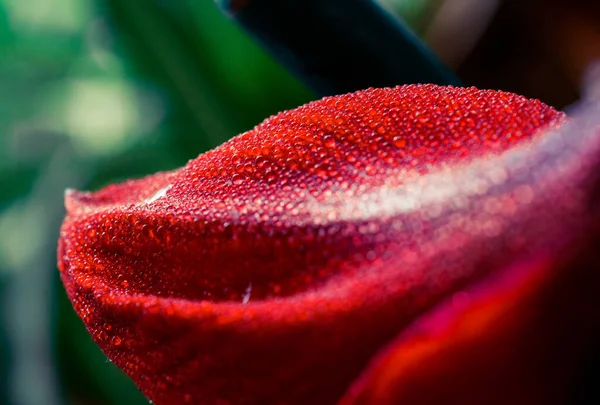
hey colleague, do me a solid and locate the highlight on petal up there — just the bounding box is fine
[57,84,600,405]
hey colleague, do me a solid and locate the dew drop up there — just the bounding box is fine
[323,135,336,148]
[392,136,407,148]
[232,174,244,185]
[242,282,252,304]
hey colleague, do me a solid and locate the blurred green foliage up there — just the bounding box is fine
[0,0,314,403]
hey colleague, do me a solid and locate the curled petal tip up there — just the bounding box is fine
[64,188,86,214]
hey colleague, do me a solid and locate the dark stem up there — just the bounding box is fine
[217,0,461,96]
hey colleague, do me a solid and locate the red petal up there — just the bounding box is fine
[58,85,577,405]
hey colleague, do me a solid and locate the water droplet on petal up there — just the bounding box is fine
[242,282,252,304]
[323,135,336,148]
[392,136,406,148]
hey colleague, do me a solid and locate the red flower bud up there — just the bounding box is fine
[58,85,600,405]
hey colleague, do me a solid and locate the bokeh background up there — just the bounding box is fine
[0,0,599,404]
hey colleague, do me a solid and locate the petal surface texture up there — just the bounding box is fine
[58,84,600,405]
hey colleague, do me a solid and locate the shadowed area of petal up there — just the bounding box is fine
[57,85,597,405]
[340,241,600,405]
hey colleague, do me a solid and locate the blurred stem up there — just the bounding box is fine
[217,0,461,96]
[425,0,501,68]
[104,0,236,148]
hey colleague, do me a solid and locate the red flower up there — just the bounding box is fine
[58,85,600,405]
